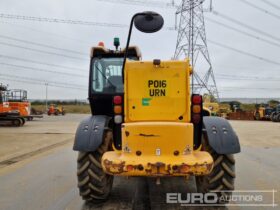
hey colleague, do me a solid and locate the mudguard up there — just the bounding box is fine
[203,116,240,154]
[73,115,111,152]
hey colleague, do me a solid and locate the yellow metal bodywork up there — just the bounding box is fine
[124,60,191,122]
[101,59,213,176]
[254,107,265,119]
[102,122,213,176]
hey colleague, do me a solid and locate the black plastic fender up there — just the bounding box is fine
[73,115,111,152]
[203,116,241,154]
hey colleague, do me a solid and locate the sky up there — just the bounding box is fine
[0,0,279,100]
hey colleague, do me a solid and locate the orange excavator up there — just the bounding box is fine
[6,89,30,116]
[0,84,25,126]
[6,89,43,121]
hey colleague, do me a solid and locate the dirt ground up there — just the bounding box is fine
[0,114,82,162]
[1,115,279,162]
[229,120,280,148]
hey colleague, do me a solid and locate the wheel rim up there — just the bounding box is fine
[13,119,20,126]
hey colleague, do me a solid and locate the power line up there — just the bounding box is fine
[0,41,86,61]
[238,0,280,20]
[0,73,87,89]
[0,34,87,55]
[0,21,91,46]
[0,13,175,31]
[216,73,280,81]
[0,63,87,78]
[215,65,279,72]
[212,10,280,43]
[0,13,128,27]
[0,77,87,90]
[218,77,280,82]
[259,0,280,11]
[95,0,177,8]
[0,54,85,71]
[205,16,280,48]
[220,86,280,90]
[208,39,280,66]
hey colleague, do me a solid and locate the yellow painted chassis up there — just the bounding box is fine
[101,122,214,176]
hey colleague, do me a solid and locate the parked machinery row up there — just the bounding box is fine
[254,104,280,122]
[203,101,280,122]
[270,104,280,122]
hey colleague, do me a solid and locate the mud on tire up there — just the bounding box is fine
[77,130,114,202]
[196,138,236,204]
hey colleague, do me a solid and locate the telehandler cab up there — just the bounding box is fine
[74,12,240,203]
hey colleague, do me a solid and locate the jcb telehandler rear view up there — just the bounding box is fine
[73,12,240,203]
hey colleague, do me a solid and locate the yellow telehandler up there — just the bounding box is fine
[73,12,240,204]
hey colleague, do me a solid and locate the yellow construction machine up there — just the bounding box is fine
[73,12,240,204]
[47,104,65,116]
[203,95,220,116]
[254,104,273,121]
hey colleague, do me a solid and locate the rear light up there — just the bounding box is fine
[192,114,201,124]
[192,95,202,104]
[191,94,202,124]
[113,96,123,124]
[114,115,122,124]
[114,105,122,114]
[113,96,122,105]
[193,105,201,113]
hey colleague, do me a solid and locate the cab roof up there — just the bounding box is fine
[90,46,142,59]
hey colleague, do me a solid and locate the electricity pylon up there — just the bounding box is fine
[174,0,219,101]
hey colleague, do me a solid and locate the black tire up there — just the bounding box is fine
[255,112,260,120]
[20,118,26,126]
[277,114,280,122]
[271,112,277,122]
[12,119,21,127]
[196,137,236,204]
[77,130,114,202]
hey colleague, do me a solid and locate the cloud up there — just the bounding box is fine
[0,0,279,99]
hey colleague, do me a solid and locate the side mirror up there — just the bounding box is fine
[134,12,164,33]
[122,12,164,81]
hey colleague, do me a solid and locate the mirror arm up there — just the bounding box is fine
[122,12,146,83]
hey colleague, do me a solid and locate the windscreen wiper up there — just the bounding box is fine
[94,63,115,88]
